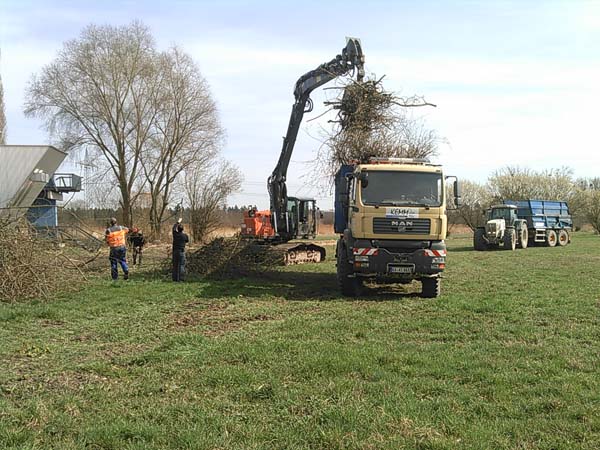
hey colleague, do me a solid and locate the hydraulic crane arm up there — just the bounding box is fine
[268,38,365,239]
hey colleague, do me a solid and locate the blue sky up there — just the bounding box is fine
[1,0,599,209]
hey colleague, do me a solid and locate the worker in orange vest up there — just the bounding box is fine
[105,217,129,281]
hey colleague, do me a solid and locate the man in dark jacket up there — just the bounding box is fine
[127,227,145,265]
[172,219,189,282]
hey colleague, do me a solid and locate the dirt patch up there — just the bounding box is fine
[319,223,334,235]
[447,224,473,235]
[46,370,111,392]
[169,302,230,328]
[201,313,282,337]
[168,302,283,337]
[39,319,65,327]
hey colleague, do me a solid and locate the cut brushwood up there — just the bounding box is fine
[317,77,438,177]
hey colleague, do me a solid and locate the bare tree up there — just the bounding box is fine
[576,177,600,191]
[587,193,600,234]
[183,160,242,242]
[573,190,600,234]
[0,49,6,145]
[488,166,575,202]
[24,22,159,226]
[571,178,600,232]
[141,47,223,237]
[456,180,494,230]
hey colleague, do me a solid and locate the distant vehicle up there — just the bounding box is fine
[474,200,572,251]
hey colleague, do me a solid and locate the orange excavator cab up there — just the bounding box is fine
[242,208,275,239]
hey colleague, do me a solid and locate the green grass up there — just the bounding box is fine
[1,233,600,449]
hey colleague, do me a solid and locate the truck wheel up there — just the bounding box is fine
[518,228,528,249]
[557,229,569,246]
[473,228,487,251]
[336,243,362,297]
[546,230,557,247]
[503,228,516,251]
[422,277,441,298]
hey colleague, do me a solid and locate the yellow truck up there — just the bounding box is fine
[334,158,459,297]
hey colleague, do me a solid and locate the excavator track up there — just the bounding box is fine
[279,242,326,265]
[246,241,326,266]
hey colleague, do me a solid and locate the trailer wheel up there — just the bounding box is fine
[473,228,487,251]
[503,228,516,251]
[557,229,569,246]
[336,242,362,297]
[546,230,557,247]
[422,277,441,298]
[518,228,528,249]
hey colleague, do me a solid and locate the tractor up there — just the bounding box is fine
[473,204,528,251]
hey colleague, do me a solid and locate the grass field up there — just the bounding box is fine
[1,233,600,449]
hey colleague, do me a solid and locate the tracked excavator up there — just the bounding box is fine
[241,37,365,265]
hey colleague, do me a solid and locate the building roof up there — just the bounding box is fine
[0,145,67,210]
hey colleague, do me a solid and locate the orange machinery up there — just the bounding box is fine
[241,209,275,239]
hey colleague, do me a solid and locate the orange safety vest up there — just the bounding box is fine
[106,225,129,248]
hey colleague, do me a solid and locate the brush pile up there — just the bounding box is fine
[319,77,438,176]
[187,235,281,278]
[0,218,86,302]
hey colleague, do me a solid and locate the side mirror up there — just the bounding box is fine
[445,176,460,209]
[360,171,369,188]
[454,180,461,207]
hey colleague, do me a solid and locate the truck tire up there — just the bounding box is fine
[422,277,441,298]
[518,228,528,249]
[546,230,557,247]
[473,228,487,251]
[503,228,516,251]
[557,229,569,246]
[336,242,362,297]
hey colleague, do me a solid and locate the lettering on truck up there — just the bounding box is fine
[385,207,419,218]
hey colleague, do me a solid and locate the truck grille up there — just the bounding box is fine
[373,218,431,235]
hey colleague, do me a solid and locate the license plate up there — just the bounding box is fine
[388,264,415,274]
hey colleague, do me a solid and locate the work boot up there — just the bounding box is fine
[124,272,129,281]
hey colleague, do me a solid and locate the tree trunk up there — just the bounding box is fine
[119,184,133,228]
[149,200,161,238]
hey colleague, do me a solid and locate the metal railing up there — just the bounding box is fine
[46,173,83,192]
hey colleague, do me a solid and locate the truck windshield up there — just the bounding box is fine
[360,171,443,207]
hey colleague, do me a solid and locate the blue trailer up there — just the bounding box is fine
[474,199,572,251]
[504,199,572,246]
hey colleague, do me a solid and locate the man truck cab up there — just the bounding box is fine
[335,158,459,298]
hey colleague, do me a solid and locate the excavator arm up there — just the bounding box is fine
[268,37,365,240]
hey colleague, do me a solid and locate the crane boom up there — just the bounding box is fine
[267,37,365,240]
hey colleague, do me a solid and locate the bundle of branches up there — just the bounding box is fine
[319,77,438,177]
[0,218,87,302]
[187,235,282,279]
